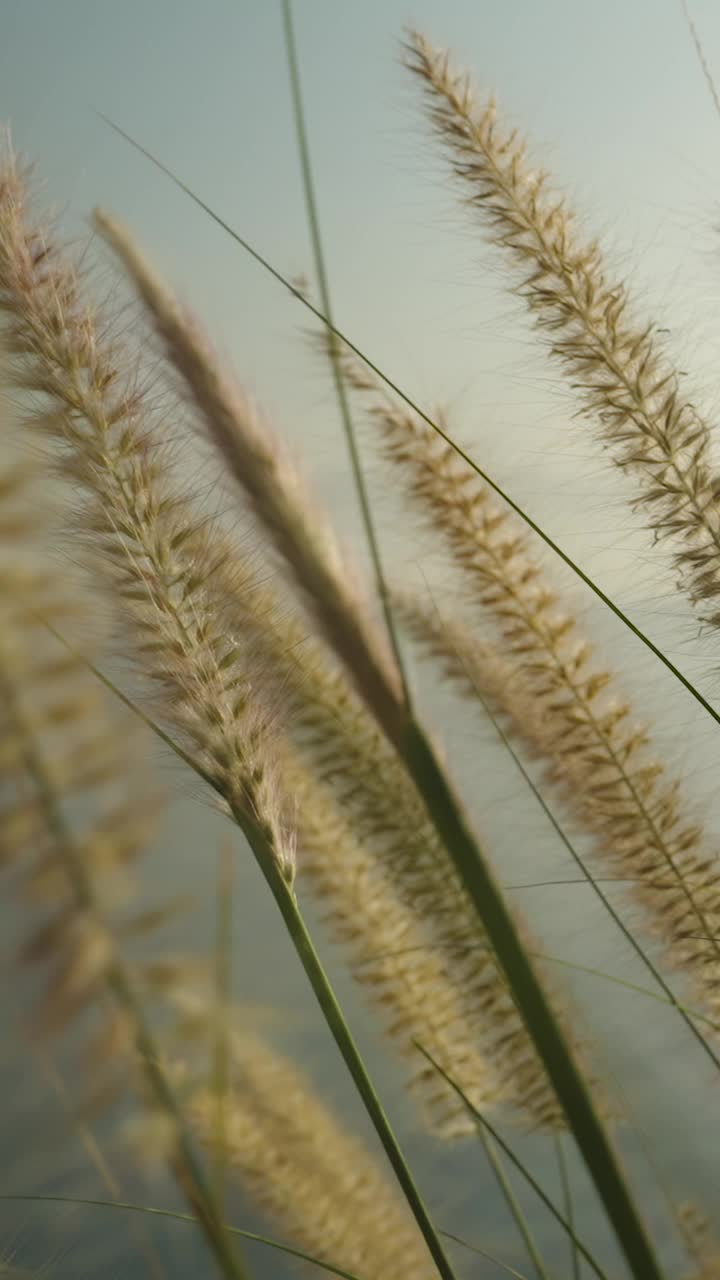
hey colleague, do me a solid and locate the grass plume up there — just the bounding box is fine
[404,28,720,628]
[189,1028,439,1280]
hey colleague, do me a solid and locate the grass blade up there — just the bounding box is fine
[0,1195,366,1280]
[255,851,458,1280]
[556,1135,582,1280]
[414,1043,610,1280]
[438,1229,532,1279]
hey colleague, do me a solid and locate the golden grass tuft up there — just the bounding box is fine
[189,1028,439,1280]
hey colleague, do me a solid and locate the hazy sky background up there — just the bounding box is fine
[6,4,720,1271]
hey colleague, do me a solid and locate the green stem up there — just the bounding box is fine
[280,0,411,709]
[535,952,720,1031]
[555,1135,581,1280]
[0,661,250,1280]
[439,1229,532,1279]
[252,840,458,1280]
[479,1126,551,1280]
[417,1044,609,1280]
[0,1195,365,1280]
[397,718,665,1280]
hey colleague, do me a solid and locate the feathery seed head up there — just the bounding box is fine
[93,208,405,729]
[404,29,720,624]
[0,157,295,887]
[189,1030,439,1280]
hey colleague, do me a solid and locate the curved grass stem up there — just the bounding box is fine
[397,719,664,1280]
[415,1043,609,1280]
[0,1195,364,1280]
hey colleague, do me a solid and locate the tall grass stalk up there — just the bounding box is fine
[555,1135,582,1280]
[280,0,410,706]
[416,1043,610,1280]
[248,841,458,1280]
[477,1126,552,1280]
[97,207,667,1280]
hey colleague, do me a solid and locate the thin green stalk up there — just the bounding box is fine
[681,0,720,120]
[299,929,720,1032]
[478,1126,551,1280]
[94,114,720,737]
[555,1135,581,1280]
[415,1044,610,1280]
[280,0,411,708]
[398,719,664,1280]
[534,953,720,1032]
[0,1196,365,1280]
[253,842,458,1280]
[438,1230,532,1279]
[507,878,638,890]
[0,660,250,1280]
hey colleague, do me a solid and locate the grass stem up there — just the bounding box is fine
[280,0,411,708]
[478,1126,551,1280]
[253,841,458,1280]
